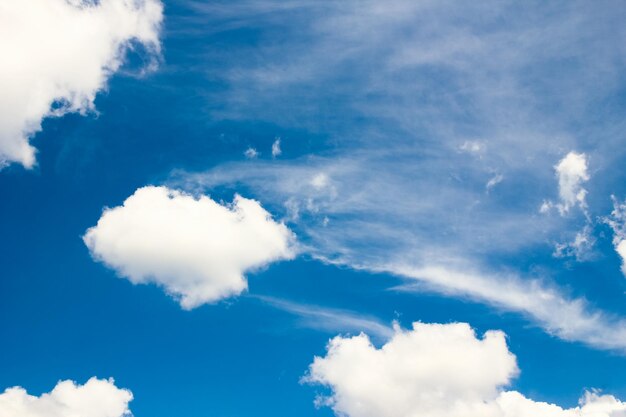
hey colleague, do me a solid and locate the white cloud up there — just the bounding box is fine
[0,377,133,417]
[271,138,282,157]
[310,172,330,189]
[617,241,626,277]
[459,140,485,155]
[389,264,626,352]
[167,0,626,355]
[553,225,595,261]
[554,152,590,216]
[305,322,626,417]
[83,186,297,309]
[486,173,504,191]
[0,0,163,168]
[604,196,626,277]
[244,147,259,159]
[256,295,394,341]
[174,156,626,351]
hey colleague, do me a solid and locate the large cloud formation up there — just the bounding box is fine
[305,322,626,417]
[84,186,297,309]
[0,0,163,168]
[0,378,132,417]
[171,0,626,352]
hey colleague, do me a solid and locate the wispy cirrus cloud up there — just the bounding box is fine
[167,0,626,351]
[255,295,394,341]
[171,154,626,352]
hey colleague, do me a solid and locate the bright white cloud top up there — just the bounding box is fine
[0,378,132,417]
[84,186,296,309]
[306,322,626,417]
[555,152,590,214]
[0,0,163,168]
[542,152,590,216]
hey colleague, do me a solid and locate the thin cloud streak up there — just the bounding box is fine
[388,264,626,352]
[255,295,395,341]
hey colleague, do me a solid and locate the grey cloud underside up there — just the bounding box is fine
[169,0,626,351]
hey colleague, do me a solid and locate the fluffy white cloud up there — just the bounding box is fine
[0,0,163,168]
[305,322,626,417]
[83,186,297,309]
[554,152,590,215]
[0,378,132,417]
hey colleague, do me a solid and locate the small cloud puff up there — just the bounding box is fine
[244,147,259,159]
[272,138,282,157]
[83,186,297,309]
[305,322,626,417]
[310,173,330,189]
[0,377,133,417]
[459,140,485,154]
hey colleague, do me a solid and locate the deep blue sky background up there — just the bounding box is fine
[2,1,626,416]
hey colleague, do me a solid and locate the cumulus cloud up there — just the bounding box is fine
[83,186,297,309]
[544,152,590,216]
[305,322,626,417]
[0,377,133,417]
[0,0,163,168]
[604,196,626,277]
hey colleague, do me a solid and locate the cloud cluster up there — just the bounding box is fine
[0,378,132,417]
[0,0,163,168]
[306,322,626,417]
[84,186,297,309]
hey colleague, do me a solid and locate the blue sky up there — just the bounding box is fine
[2,1,626,416]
